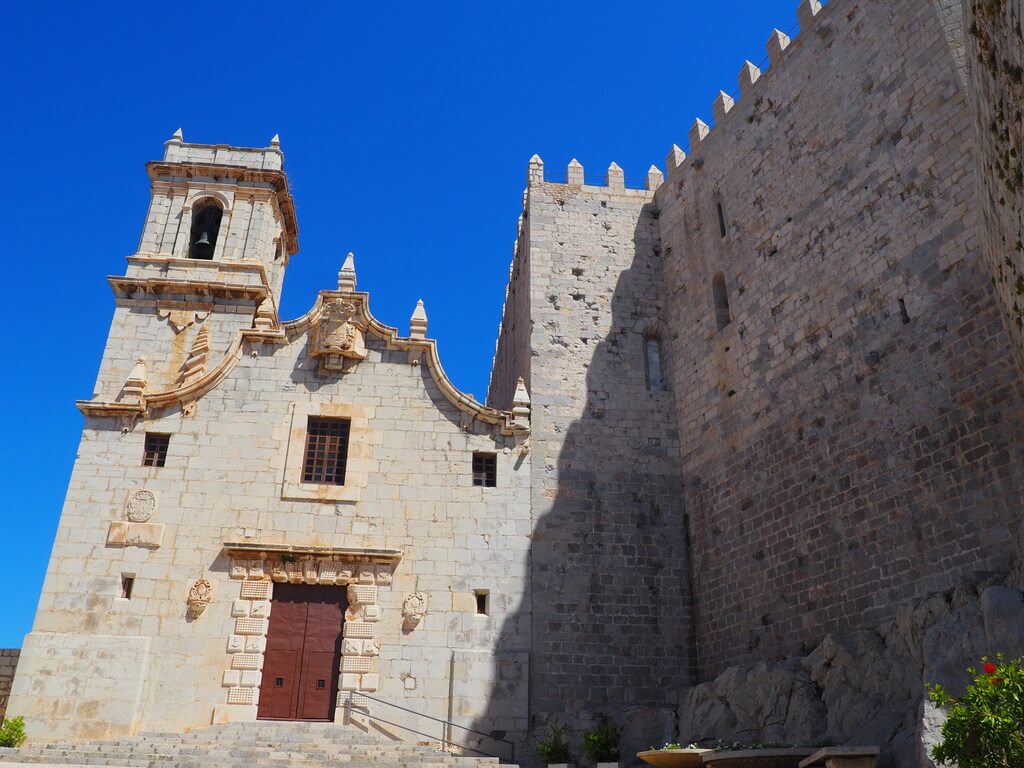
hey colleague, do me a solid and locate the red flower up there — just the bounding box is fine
[984,661,997,674]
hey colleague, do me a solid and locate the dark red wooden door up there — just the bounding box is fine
[258,583,346,721]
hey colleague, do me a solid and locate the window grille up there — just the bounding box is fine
[472,453,497,487]
[142,433,170,467]
[302,417,351,485]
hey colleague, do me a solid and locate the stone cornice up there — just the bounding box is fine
[222,541,403,565]
[109,276,269,303]
[146,160,298,254]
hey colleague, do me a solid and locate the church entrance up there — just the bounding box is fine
[257,583,347,721]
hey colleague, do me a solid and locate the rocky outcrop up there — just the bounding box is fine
[676,583,1024,768]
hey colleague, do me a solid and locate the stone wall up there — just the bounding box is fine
[483,159,693,745]
[488,202,531,411]
[966,0,1024,368]
[655,0,1024,677]
[0,650,19,722]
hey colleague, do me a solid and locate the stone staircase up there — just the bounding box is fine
[0,721,513,768]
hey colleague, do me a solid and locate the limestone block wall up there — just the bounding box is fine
[0,650,19,722]
[9,311,531,746]
[966,0,1024,369]
[488,208,531,411]
[656,0,1024,677]
[486,161,693,737]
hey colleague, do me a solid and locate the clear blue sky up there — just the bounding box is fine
[1,1,805,646]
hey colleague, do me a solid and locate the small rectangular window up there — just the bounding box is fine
[302,417,351,485]
[644,336,664,392]
[142,433,170,467]
[717,201,727,237]
[472,453,497,487]
[121,575,134,600]
[475,591,489,616]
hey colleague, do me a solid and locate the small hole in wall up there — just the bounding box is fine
[475,591,490,616]
[899,297,911,325]
[601,201,607,208]
[121,575,134,600]
[717,201,727,237]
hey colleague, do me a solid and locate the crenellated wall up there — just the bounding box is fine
[655,0,1024,676]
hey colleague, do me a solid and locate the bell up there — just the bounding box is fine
[191,231,213,259]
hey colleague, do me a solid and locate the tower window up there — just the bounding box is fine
[302,417,351,485]
[472,453,497,487]
[716,200,727,237]
[713,272,732,331]
[142,433,170,467]
[644,336,664,392]
[121,575,135,600]
[474,590,490,616]
[189,201,224,260]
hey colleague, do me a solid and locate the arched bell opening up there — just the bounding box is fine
[189,201,223,260]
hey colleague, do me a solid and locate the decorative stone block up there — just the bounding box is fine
[241,581,271,600]
[363,605,381,622]
[317,561,340,584]
[375,567,393,586]
[226,635,244,653]
[247,559,265,578]
[230,559,248,579]
[222,670,241,687]
[249,601,270,618]
[226,687,257,705]
[302,560,317,583]
[357,566,375,584]
[362,639,380,656]
[124,489,157,522]
[231,653,262,671]
[343,638,362,655]
[340,673,361,691]
[359,674,379,692]
[106,521,165,548]
[231,600,250,618]
[243,636,266,654]
[343,622,374,639]
[285,561,303,583]
[235,617,268,636]
[348,584,377,605]
[342,656,372,673]
[270,561,287,582]
[240,670,261,687]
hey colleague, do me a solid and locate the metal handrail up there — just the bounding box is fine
[344,690,516,764]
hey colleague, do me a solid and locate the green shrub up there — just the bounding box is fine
[928,654,1024,767]
[0,716,26,748]
[582,718,620,763]
[536,722,571,765]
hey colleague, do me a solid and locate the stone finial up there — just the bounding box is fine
[269,133,281,148]
[689,118,710,147]
[797,0,822,29]
[646,165,664,191]
[167,127,184,145]
[567,158,584,185]
[181,326,211,386]
[410,299,428,340]
[122,357,148,404]
[712,91,735,124]
[666,144,686,172]
[738,61,762,94]
[606,162,625,189]
[767,29,791,65]
[338,252,357,292]
[527,154,544,185]
[512,376,531,426]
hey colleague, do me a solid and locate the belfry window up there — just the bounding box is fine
[189,201,223,260]
[713,272,731,331]
[644,335,664,392]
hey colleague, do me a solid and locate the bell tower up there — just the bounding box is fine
[86,130,299,404]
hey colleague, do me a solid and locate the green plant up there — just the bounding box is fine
[928,654,1024,767]
[0,716,26,748]
[713,741,794,752]
[649,742,702,751]
[536,722,571,765]
[583,718,621,763]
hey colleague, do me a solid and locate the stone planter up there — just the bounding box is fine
[549,764,573,768]
[597,763,620,768]
[637,748,712,768]
[701,748,816,768]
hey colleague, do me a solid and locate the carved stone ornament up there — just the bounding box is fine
[311,299,368,366]
[186,578,213,618]
[158,309,209,333]
[401,592,428,629]
[125,489,157,522]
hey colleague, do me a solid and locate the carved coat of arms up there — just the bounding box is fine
[311,299,367,364]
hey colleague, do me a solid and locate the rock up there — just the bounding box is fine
[980,586,1024,660]
[620,706,677,765]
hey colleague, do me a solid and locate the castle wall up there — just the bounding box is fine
[502,167,692,736]
[9,321,531,747]
[966,0,1024,369]
[655,0,1024,676]
[488,210,531,411]
[0,650,19,723]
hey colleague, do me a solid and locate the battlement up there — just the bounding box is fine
[162,128,284,171]
[525,154,661,197]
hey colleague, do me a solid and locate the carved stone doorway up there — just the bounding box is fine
[257,583,347,721]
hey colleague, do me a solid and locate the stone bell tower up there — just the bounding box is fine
[88,130,299,404]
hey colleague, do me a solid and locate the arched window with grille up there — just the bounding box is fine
[644,334,664,392]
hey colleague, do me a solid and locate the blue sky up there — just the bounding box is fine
[1,1,805,646]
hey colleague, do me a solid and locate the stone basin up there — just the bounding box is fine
[637,749,712,768]
[701,748,816,768]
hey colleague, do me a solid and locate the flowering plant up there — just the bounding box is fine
[928,654,1024,767]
